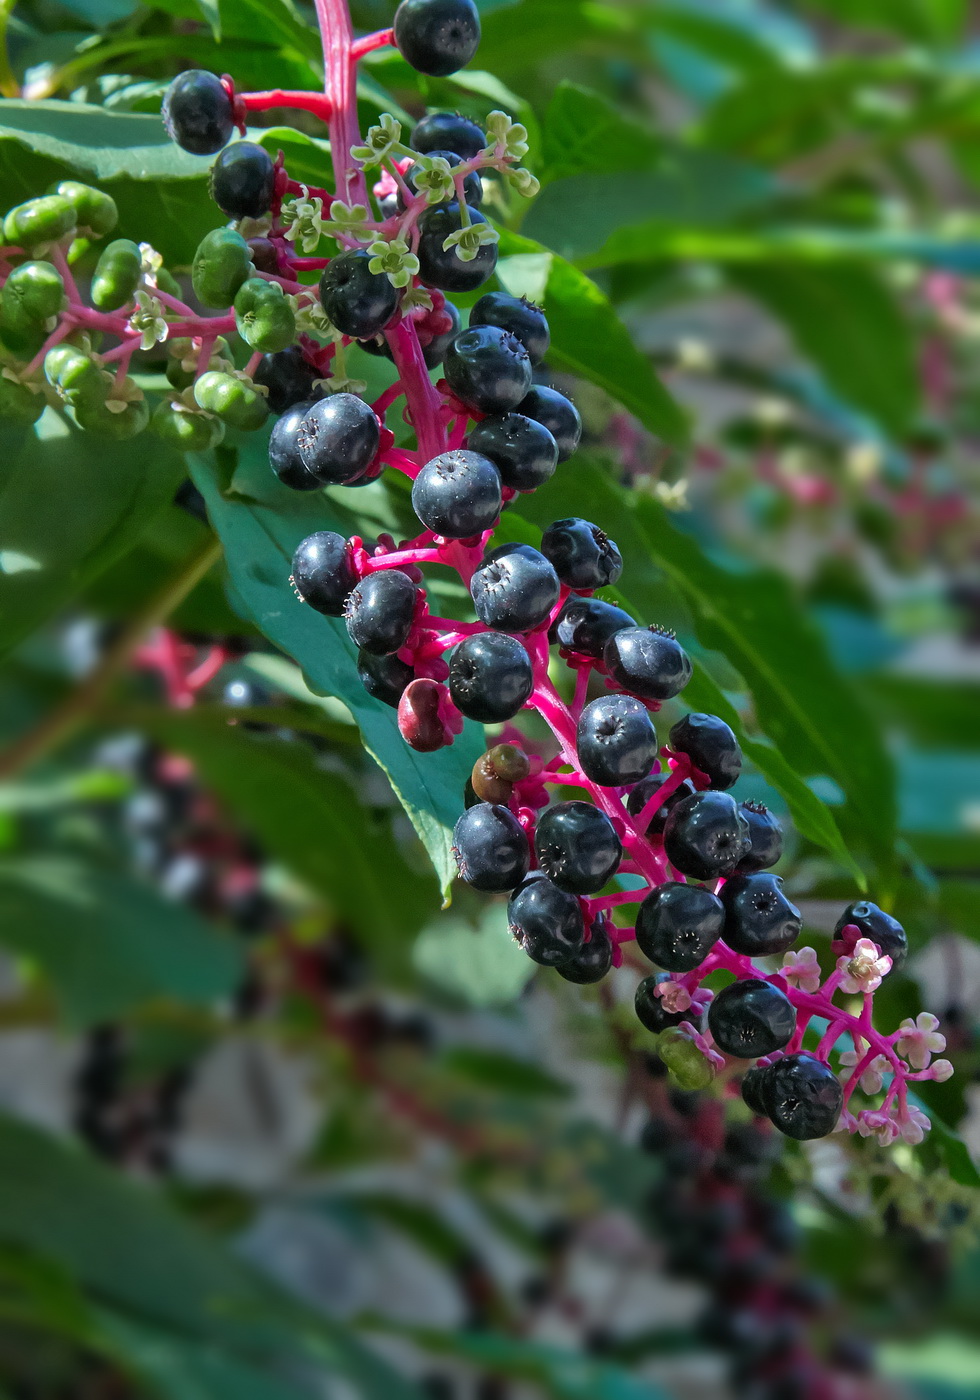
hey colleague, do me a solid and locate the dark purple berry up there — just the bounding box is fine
[550,596,635,659]
[444,324,532,416]
[508,872,585,967]
[720,873,801,958]
[292,393,379,485]
[209,141,275,218]
[626,773,697,836]
[517,385,581,461]
[291,531,357,616]
[737,802,783,872]
[604,627,692,702]
[466,413,558,492]
[635,974,699,1033]
[833,900,907,971]
[663,790,750,880]
[400,150,482,209]
[162,70,234,155]
[540,517,622,589]
[394,0,481,77]
[411,111,486,159]
[668,712,742,790]
[422,299,461,369]
[411,449,502,538]
[358,650,414,708]
[417,203,497,292]
[470,543,560,632]
[740,1064,770,1116]
[255,346,321,415]
[269,400,321,491]
[448,631,532,723]
[534,801,622,895]
[344,569,417,655]
[319,249,398,339]
[635,882,724,972]
[708,978,796,1059]
[470,292,550,366]
[762,1052,843,1140]
[577,693,658,788]
[556,914,613,984]
[453,803,530,892]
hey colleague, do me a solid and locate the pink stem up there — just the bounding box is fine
[315,0,368,208]
[386,319,448,462]
[241,89,332,120]
[373,380,405,416]
[351,28,394,59]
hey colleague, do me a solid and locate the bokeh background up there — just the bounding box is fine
[0,1,979,1397]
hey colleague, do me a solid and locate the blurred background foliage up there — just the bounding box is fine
[0,0,979,1397]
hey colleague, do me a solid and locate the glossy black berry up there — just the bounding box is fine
[357,649,414,708]
[470,543,560,632]
[209,142,275,218]
[556,915,613,984]
[668,713,742,790]
[417,203,497,292]
[577,694,658,788]
[721,873,801,958]
[740,1064,770,1116]
[422,299,460,369]
[448,632,532,722]
[269,400,321,490]
[344,569,417,655]
[162,70,234,155]
[411,449,502,538]
[534,801,622,895]
[254,346,320,415]
[540,518,622,589]
[319,249,398,339]
[291,531,357,616]
[708,978,796,1060]
[834,900,907,971]
[466,413,558,492]
[550,596,636,659]
[508,872,585,967]
[762,1053,843,1140]
[411,111,486,159]
[518,386,582,461]
[400,150,482,209]
[604,627,692,702]
[635,974,699,1034]
[470,293,550,366]
[444,325,532,416]
[453,803,530,892]
[626,773,697,836]
[635,882,724,972]
[394,0,481,77]
[737,802,783,872]
[663,791,751,880]
[294,394,380,485]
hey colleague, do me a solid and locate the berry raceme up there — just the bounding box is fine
[7,2,935,1160]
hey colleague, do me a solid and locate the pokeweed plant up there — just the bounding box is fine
[0,0,954,1152]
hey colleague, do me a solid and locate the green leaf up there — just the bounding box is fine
[98,1317,312,1400]
[0,416,185,661]
[412,902,534,1006]
[188,447,484,897]
[0,856,243,1024]
[540,82,658,182]
[139,713,437,973]
[495,230,688,447]
[442,1047,569,1098]
[728,262,919,436]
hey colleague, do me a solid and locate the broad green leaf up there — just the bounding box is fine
[800,0,967,45]
[728,262,918,437]
[864,677,980,749]
[540,82,659,183]
[496,230,688,447]
[98,1317,312,1400]
[0,856,243,1024]
[412,902,534,1006]
[140,713,438,972]
[0,415,185,661]
[188,447,484,897]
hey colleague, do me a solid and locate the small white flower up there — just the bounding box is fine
[410,155,458,206]
[897,1012,946,1070]
[897,1103,931,1146]
[653,980,692,1014]
[127,290,168,351]
[138,242,163,287]
[282,186,324,254]
[483,110,529,160]
[506,166,540,198]
[442,221,499,263]
[856,1109,899,1146]
[288,294,335,339]
[401,285,434,313]
[837,937,892,994]
[351,113,403,167]
[781,946,822,994]
[839,1050,890,1095]
[929,1058,954,1082]
[325,200,372,240]
[367,236,420,289]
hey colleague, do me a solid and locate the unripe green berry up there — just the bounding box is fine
[91,239,143,312]
[49,182,118,238]
[193,369,268,430]
[0,375,45,425]
[233,276,296,353]
[657,1028,715,1091]
[73,392,149,439]
[44,345,107,409]
[191,228,253,308]
[152,400,225,451]
[3,196,76,248]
